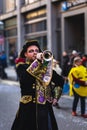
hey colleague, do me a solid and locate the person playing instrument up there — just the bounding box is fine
[11,40,64,130]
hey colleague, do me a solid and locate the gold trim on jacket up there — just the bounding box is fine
[20,95,32,104]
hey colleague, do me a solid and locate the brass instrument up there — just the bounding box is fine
[27,50,53,87]
[43,50,53,62]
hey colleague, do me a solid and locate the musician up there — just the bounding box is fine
[11,40,64,130]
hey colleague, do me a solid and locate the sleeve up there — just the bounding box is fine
[52,70,64,88]
[52,70,64,100]
[54,86,62,100]
[15,57,26,78]
[72,73,86,86]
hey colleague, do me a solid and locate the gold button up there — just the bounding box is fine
[33,98,35,100]
[33,100,36,103]
[33,98,36,103]
[32,84,35,89]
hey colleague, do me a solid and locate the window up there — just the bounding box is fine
[5,28,17,37]
[5,0,16,12]
[4,18,17,28]
[25,36,47,51]
[25,20,47,33]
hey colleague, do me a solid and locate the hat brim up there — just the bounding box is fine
[20,40,42,58]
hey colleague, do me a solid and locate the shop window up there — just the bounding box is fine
[36,36,47,50]
[5,28,17,37]
[4,18,17,28]
[25,20,46,33]
[25,36,47,51]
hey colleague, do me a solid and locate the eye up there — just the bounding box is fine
[35,49,39,53]
[28,50,34,53]
[28,49,39,53]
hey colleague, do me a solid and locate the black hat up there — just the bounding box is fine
[20,40,42,58]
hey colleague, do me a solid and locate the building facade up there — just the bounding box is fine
[0,0,87,65]
[61,0,87,54]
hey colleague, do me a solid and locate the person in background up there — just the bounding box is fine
[9,48,18,66]
[53,59,62,75]
[0,51,8,79]
[11,40,64,130]
[81,54,87,67]
[67,50,79,72]
[61,51,70,78]
[61,51,70,95]
[52,59,63,108]
[68,56,87,118]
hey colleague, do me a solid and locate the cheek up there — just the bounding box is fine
[27,53,34,59]
[27,53,31,57]
[25,52,31,58]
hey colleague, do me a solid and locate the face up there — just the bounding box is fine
[75,59,82,66]
[24,45,39,62]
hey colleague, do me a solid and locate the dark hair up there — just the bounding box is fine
[20,40,42,58]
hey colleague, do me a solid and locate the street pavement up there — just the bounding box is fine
[0,66,19,86]
[5,66,18,81]
[0,80,87,130]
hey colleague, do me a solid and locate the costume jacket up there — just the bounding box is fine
[68,65,87,96]
[11,58,64,130]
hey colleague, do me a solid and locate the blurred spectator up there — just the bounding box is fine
[53,59,62,75]
[68,56,87,118]
[61,51,70,77]
[1,51,7,68]
[9,48,18,66]
[81,54,87,67]
[0,51,8,79]
[69,50,79,66]
[52,59,63,108]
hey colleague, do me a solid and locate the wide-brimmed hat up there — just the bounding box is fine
[20,40,42,58]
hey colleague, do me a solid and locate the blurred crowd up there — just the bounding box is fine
[53,50,87,117]
[61,50,87,78]
[53,49,87,79]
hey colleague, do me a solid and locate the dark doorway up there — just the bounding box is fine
[64,13,84,53]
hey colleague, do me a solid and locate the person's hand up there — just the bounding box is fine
[36,53,43,61]
[52,98,58,105]
[85,81,87,86]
